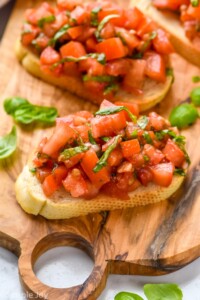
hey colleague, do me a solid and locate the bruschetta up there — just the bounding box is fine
[15,0,174,111]
[132,0,200,67]
[15,100,188,219]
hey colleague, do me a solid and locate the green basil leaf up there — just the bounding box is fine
[4,97,58,125]
[174,168,186,176]
[115,291,144,300]
[95,14,119,41]
[91,6,102,26]
[88,130,97,145]
[131,129,138,138]
[53,53,106,67]
[140,31,157,53]
[0,126,17,160]
[83,74,117,83]
[38,15,56,28]
[93,135,121,172]
[103,83,119,95]
[59,145,89,161]
[95,106,137,123]
[143,155,150,162]
[144,283,183,300]
[49,24,71,46]
[137,115,149,129]
[143,131,153,144]
[192,75,200,83]
[166,68,174,83]
[101,137,110,142]
[190,0,199,6]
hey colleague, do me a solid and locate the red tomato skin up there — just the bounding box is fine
[53,165,68,185]
[122,59,146,92]
[60,41,86,58]
[40,47,61,65]
[162,139,185,167]
[42,174,59,197]
[124,7,144,30]
[107,148,123,167]
[36,167,52,183]
[137,167,153,186]
[121,139,141,158]
[153,29,174,54]
[145,52,166,82]
[105,59,131,76]
[115,101,139,118]
[96,37,127,61]
[63,169,88,197]
[150,162,174,187]
[143,144,165,165]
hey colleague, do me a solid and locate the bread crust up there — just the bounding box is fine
[131,0,200,68]
[15,165,184,219]
[15,39,173,112]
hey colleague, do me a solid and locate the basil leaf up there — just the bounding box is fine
[38,15,56,28]
[83,75,117,83]
[192,75,200,83]
[103,83,119,95]
[115,291,144,300]
[49,24,71,46]
[190,0,199,6]
[137,116,149,129]
[131,129,138,138]
[155,129,177,141]
[93,135,121,172]
[53,53,106,67]
[88,130,97,145]
[95,106,137,123]
[59,145,88,161]
[4,97,57,125]
[91,6,102,26]
[144,283,183,300]
[101,137,110,142]
[174,168,186,176]
[143,131,153,144]
[0,126,17,160]
[95,14,119,41]
[143,155,150,162]
[166,67,174,83]
[140,31,157,53]
[29,167,37,174]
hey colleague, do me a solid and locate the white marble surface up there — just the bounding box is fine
[0,246,200,300]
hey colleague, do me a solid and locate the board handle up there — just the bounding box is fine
[18,232,109,300]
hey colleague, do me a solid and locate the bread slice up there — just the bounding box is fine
[15,39,173,112]
[15,164,184,220]
[131,0,200,68]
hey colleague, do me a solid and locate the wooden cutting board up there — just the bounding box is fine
[0,1,200,299]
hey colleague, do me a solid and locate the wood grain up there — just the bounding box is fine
[0,0,200,299]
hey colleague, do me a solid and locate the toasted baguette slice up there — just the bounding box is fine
[15,39,173,112]
[131,0,200,68]
[15,164,184,220]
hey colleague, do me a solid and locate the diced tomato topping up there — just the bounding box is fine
[36,167,52,183]
[101,181,130,200]
[101,23,115,39]
[70,6,90,25]
[121,139,141,158]
[148,112,167,130]
[153,0,189,10]
[186,3,200,20]
[53,165,68,185]
[64,153,85,168]
[143,144,164,165]
[153,29,174,54]
[79,58,105,76]
[40,46,61,65]
[137,17,157,37]
[137,167,153,186]
[57,0,82,11]
[67,26,84,39]
[123,59,146,93]
[162,139,185,167]
[81,149,110,188]
[96,37,127,61]
[145,52,166,82]
[150,162,174,187]
[85,37,98,52]
[63,169,88,197]
[42,174,59,197]
[115,101,139,118]
[60,41,86,58]
[107,148,123,167]
[98,8,126,27]
[105,59,131,76]
[25,3,54,26]
[124,7,144,30]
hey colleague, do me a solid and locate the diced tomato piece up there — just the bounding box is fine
[60,41,86,58]
[70,6,90,25]
[100,99,116,109]
[101,181,129,200]
[116,172,133,190]
[53,165,68,185]
[42,174,59,197]
[40,46,61,65]
[64,153,85,168]
[36,167,52,183]
[136,17,157,37]
[153,0,189,10]
[91,112,127,138]
[143,144,164,165]
[124,7,144,30]
[86,37,98,52]
[137,167,153,186]
[116,28,140,51]
[56,115,74,125]
[115,101,139,118]
[107,148,123,167]
[153,29,174,54]
[186,3,200,20]
[83,80,105,94]
[162,139,185,167]
[63,61,80,76]
[79,58,105,76]
[148,112,167,130]
[25,3,54,25]
[101,23,115,39]
[57,0,82,11]
[21,23,40,47]
[121,139,141,158]
[128,153,145,168]
[33,34,50,50]
[150,162,174,187]
[128,179,141,192]
[98,8,126,27]
[123,59,146,93]
[74,110,94,120]
[96,37,127,61]
[77,27,95,43]
[105,59,131,76]
[75,124,90,142]
[67,26,84,39]
[102,136,122,151]
[145,52,166,82]
[42,122,77,156]
[81,149,110,188]
[63,168,88,197]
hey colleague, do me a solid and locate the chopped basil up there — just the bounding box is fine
[53,53,106,68]
[95,14,119,41]
[38,15,56,28]
[144,283,183,300]
[83,74,117,83]
[131,130,138,138]
[140,31,157,53]
[132,52,143,59]
[155,129,177,140]
[49,24,71,46]
[137,115,149,129]
[143,155,150,162]
[90,6,102,26]
[166,67,174,83]
[0,126,17,160]
[115,292,144,300]
[93,135,121,172]
[103,83,119,95]
[190,0,199,6]
[29,167,37,174]
[4,97,57,125]
[88,130,97,145]
[101,137,110,142]
[192,75,200,83]
[174,168,186,176]
[59,145,89,161]
[95,106,137,123]
[143,131,153,144]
